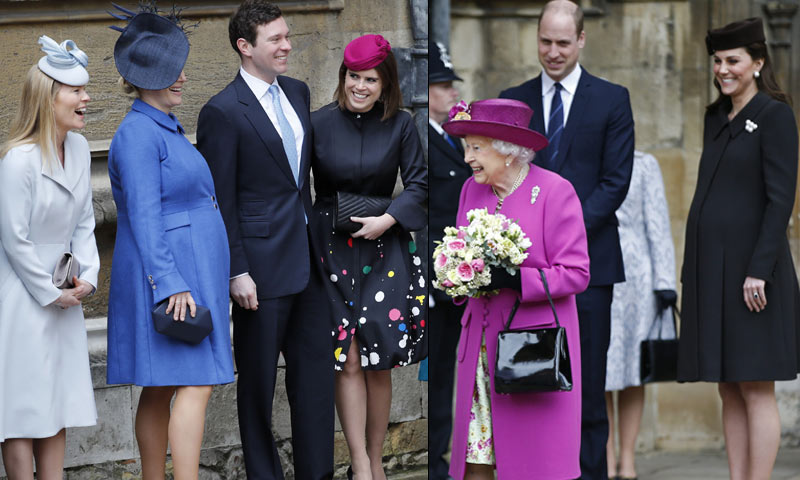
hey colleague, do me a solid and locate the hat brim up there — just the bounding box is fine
[429,72,463,84]
[443,120,549,152]
[114,13,190,90]
[38,57,89,86]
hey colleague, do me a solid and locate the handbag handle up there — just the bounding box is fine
[504,269,560,330]
[646,304,680,340]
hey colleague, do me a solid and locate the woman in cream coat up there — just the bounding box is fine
[0,37,99,478]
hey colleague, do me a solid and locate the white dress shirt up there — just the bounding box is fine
[542,64,582,132]
[239,66,304,171]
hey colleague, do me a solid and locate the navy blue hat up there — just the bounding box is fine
[429,41,462,84]
[113,12,189,90]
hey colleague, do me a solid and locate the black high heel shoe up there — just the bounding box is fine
[346,465,353,480]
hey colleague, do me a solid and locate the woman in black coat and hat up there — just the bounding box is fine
[679,17,799,479]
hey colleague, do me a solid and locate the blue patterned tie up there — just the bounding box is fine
[546,82,564,169]
[268,85,299,185]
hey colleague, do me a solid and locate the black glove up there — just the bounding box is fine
[480,267,522,292]
[654,289,677,312]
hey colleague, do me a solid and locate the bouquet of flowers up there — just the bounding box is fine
[432,208,532,298]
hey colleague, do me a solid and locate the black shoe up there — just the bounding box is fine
[346,466,353,480]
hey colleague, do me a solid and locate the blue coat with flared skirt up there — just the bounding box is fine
[106,99,234,386]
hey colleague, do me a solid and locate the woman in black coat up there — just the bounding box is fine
[310,35,427,480]
[679,17,800,479]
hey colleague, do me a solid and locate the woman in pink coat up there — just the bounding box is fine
[442,98,590,479]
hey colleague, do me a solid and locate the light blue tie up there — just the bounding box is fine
[268,85,299,185]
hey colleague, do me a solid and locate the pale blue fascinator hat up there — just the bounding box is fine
[37,35,89,86]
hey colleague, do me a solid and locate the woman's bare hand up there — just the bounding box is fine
[165,291,196,321]
[51,289,81,309]
[71,277,94,300]
[743,276,766,312]
[350,213,397,240]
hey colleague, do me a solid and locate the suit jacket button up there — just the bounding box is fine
[214,204,218,209]
[450,170,456,176]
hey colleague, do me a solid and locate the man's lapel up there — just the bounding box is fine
[233,73,296,185]
[551,70,589,173]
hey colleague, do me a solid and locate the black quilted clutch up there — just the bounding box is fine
[333,191,392,233]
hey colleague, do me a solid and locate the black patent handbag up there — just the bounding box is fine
[494,269,573,394]
[333,191,392,233]
[640,307,680,384]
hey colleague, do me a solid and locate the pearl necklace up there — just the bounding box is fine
[492,164,529,211]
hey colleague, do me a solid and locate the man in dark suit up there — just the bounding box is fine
[197,1,333,479]
[427,40,471,480]
[500,1,634,478]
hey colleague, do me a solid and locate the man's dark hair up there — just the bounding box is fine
[229,0,283,56]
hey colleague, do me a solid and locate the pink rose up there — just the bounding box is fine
[457,230,466,239]
[457,262,474,281]
[447,239,466,251]
[441,279,455,287]
[435,253,448,269]
[471,258,485,273]
[448,100,469,121]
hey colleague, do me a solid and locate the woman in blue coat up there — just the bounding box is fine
[105,8,233,479]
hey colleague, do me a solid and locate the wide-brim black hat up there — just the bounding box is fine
[706,17,765,55]
[114,12,189,90]
[429,40,462,84]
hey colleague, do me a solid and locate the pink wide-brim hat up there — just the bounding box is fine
[344,34,391,71]
[443,98,549,151]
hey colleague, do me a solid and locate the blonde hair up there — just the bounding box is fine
[0,65,61,170]
[118,76,141,97]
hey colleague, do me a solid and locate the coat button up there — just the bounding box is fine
[450,170,456,176]
[152,285,157,290]
[214,204,218,210]
[211,195,215,201]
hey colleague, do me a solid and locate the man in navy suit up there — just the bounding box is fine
[428,40,471,480]
[197,1,333,478]
[500,1,634,478]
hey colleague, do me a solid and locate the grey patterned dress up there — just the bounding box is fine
[605,151,677,391]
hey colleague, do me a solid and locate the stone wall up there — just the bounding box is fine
[447,0,800,453]
[0,0,428,477]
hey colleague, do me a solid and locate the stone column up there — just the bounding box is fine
[763,2,798,94]
[431,0,451,47]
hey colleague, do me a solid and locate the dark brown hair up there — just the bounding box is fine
[229,0,282,57]
[707,41,792,112]
[334,50,402,121]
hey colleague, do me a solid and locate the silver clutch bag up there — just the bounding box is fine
[53,252,80,289]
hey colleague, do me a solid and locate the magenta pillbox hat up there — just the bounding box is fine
[443,98,549,152]
[343,34,391,71]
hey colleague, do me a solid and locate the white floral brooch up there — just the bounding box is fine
[531,185,541,204]
[745,119,758,133]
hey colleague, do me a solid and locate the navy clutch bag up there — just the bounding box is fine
[151,300,213,345]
